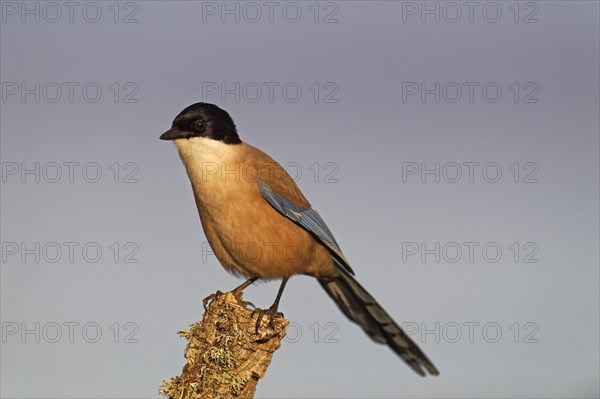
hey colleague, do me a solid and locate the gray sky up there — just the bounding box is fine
[1,1,599,398]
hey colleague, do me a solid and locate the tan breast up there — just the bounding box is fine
[174,137,336,279]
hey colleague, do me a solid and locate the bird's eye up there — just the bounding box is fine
[193,120,206,131]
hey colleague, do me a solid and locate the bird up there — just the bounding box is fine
[160,102,439,377]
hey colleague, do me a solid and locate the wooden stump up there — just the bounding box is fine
[160,291,289,399]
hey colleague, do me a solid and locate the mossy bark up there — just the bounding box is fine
[160,291,288,399]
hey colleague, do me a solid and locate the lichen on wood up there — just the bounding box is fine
[160,291,289,399]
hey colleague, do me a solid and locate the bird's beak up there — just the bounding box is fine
[160,128,181,140]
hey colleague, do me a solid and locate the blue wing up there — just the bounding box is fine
[258,180,355,275]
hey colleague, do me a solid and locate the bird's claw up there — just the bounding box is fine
[252,306,283,333]
[202,290,223,310]
[241,300,257,310]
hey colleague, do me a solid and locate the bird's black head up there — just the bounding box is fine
[160,103,241,144]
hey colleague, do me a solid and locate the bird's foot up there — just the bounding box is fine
[202,290,223,310]
[241,300,257,310]
[252,305,284,333]
[231,288,244,303]
[230,287,257,310]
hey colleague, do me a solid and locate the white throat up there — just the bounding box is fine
[174,136,237,162]
[173,137,244,203]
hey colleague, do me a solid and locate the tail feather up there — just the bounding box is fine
[319,272,439,377]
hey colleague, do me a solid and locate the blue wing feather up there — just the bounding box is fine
[258,180,355,275]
